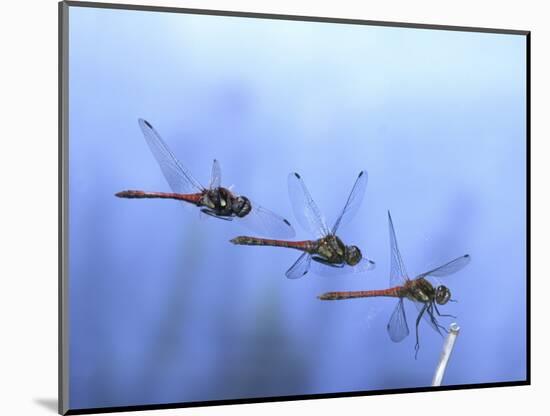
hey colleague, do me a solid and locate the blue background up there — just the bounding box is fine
[68,6,527,410]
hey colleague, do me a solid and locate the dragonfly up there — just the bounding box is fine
[230,171,375,278]
[318,211,470,358]
[116,119,295,238]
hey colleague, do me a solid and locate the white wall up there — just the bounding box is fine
[1,0,545,415]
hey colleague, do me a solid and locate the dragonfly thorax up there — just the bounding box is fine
[406,278,434,303]
[316,235,362,266]
[201,188,251,218]
[406,279,451,305]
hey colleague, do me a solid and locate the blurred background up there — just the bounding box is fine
[68,6,526,410]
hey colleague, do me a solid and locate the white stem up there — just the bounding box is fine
[432,323,460,386]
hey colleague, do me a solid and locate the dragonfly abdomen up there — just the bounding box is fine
[230,236,315,252]
[115,190,202,204]
[318,286,403,301]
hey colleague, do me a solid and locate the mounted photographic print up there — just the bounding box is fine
[59,1,530,414]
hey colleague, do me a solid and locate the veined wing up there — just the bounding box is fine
[388,211,409,287]
[387,299,409,342]
[417,255,471,279]
[138,118,204,194]
[238,201,296,239]
[209,159,222,190]
[288,172,330,238]
[331,170,368,234]
[310,257,375,277]
[286,252,312,279]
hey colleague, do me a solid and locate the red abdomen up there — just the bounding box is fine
[230,236,316,252]
[318,286,403,300]
[115,190,202,204]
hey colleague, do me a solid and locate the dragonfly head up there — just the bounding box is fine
[345,245,362,266]
[233,195,252,218]
[435,285,451,305]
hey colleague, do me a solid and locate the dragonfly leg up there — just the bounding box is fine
[312,256,345,268]
[428,304,448,335]
[200,208,233,221]
[434,302,456,319]
[414,304,427,360]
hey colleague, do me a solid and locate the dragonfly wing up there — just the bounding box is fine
[418,254,471,279]
[238,200,296,238]
[286,252,312,279]
[331,170,368,234]
[288,172,330,238]
[209,159,222,189]
[387,299,409,342]
[354,257,376,273]
[309,257,375,277]
[388,211,409,287]
[138,119,204,194]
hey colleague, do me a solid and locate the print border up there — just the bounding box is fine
[59,1,530,414]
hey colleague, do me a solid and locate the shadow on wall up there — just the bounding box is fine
[34,398,58,413]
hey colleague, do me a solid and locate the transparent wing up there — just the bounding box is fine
[331,170,368,234]
[138,118,204,194]
[288,172,330,238]
[285,253,312,279]
[388,211,409,287]
[310,257,375,277]
[238,201,296,239]
[417,255,471,279]
[209,159,222,190]
[387,299,409,342]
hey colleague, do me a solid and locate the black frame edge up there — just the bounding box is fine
[525,31,531,385]
[65,381,530,415]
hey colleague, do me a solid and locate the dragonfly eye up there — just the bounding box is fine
[345,245,362,266]
[233,196,252,218]
[436,285,451,305]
